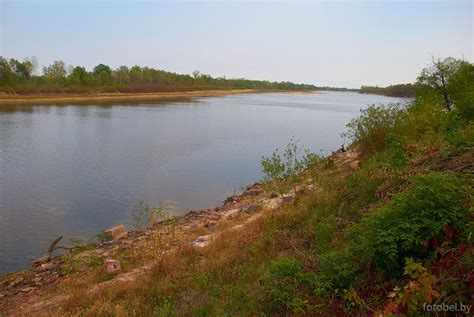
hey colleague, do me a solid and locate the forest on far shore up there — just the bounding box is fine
[359,83,416,98]
[0,57,358,94]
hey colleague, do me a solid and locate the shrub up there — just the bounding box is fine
[130,201,170,229]
[446,61,474,121]
[381,258,439,315]
[318,172,468,292]
[359,172,468,277]
[318,249,364,290]
[343,142,407,219]
[344,104,408,155]
[261,138,321,195]
[405,93,447,137]
[262,258,317,314]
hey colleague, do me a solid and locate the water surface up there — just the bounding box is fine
[0,92,403,273]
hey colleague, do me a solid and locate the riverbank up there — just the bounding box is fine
[0,139,472,315]
[0,147,349,315]
[0,89,320,106]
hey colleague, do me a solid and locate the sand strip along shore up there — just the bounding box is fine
[0,89,320,106]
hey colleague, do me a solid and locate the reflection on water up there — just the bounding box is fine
[0,92,403,273]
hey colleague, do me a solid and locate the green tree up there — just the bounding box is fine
[448,62,474,120]
[114,66,130,85]
[43,60,67,80]
[129,65,142,84]
[417,57,463,111]
[68,66,90,85]
[92,63,112,85]
[9,58,32,80]
[0,57,16,85]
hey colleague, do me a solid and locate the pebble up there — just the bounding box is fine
[242,204,261,214]
[204,222,217,229]
[21,287,36,293]
[104,259,121,275]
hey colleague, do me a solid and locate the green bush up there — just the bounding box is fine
[446,61,474,121]
[406,92,447,137]
[317,172,469,292]
[344,104,408,155]
[318,249,364,290]
[130,201,170,229]
[261,138,321,195]
[343,142,407,219]
[358,172,468,277]
[262,258,317,314]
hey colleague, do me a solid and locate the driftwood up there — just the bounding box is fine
[32,236,75,266]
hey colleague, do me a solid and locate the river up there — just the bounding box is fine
[0,91,404,273]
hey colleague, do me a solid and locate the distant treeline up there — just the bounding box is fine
[0,57,351,94]
[359,84,416,98]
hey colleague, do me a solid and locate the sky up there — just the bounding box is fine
[0,0,472,88]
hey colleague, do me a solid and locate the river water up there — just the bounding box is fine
[0,92,403,273]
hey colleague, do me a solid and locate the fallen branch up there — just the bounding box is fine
[32,236,75,266]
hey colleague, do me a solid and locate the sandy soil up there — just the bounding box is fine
[0,89,320,106]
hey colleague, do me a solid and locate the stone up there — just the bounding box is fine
[26,294,41,303]
[104,259,121,275]
[350,160,361,170]
[21,287,36,293]
[245,189,260,196]
[39,262,56,271]
[8,276,24,288]
[242,204,261,214]
[296,188,311,195]
[282,194,293,203]
[104,225,128,241]
[190,234,213,247]
[121,239,134,246]
[223,208,241,220]
[189,223,198,230]
[204,222,217,229]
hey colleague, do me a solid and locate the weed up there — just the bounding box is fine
[131,201,170,229]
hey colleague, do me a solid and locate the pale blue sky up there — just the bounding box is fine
[1,0,472,88]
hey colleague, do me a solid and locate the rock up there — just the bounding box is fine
[296,188,311,195]
[26,294,41,303]
[183,223,198,230]
[120,239,134,246]
[32,276,43,285]
[224,195,240,204]
[244,189,261,196]
[104,225,128,241]
[204,222,217,229]
[350,160,361,170]
[191,234,213,247]
[21,287,36,293]
[39,262,57,271]
[104,259,121,275]
[269,192,279,198]
[242,204,261,214]
[223,208,241,220]
[8,276,24,288]
[282,194,293,203]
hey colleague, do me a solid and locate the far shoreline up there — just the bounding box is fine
[0,89,321,106]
